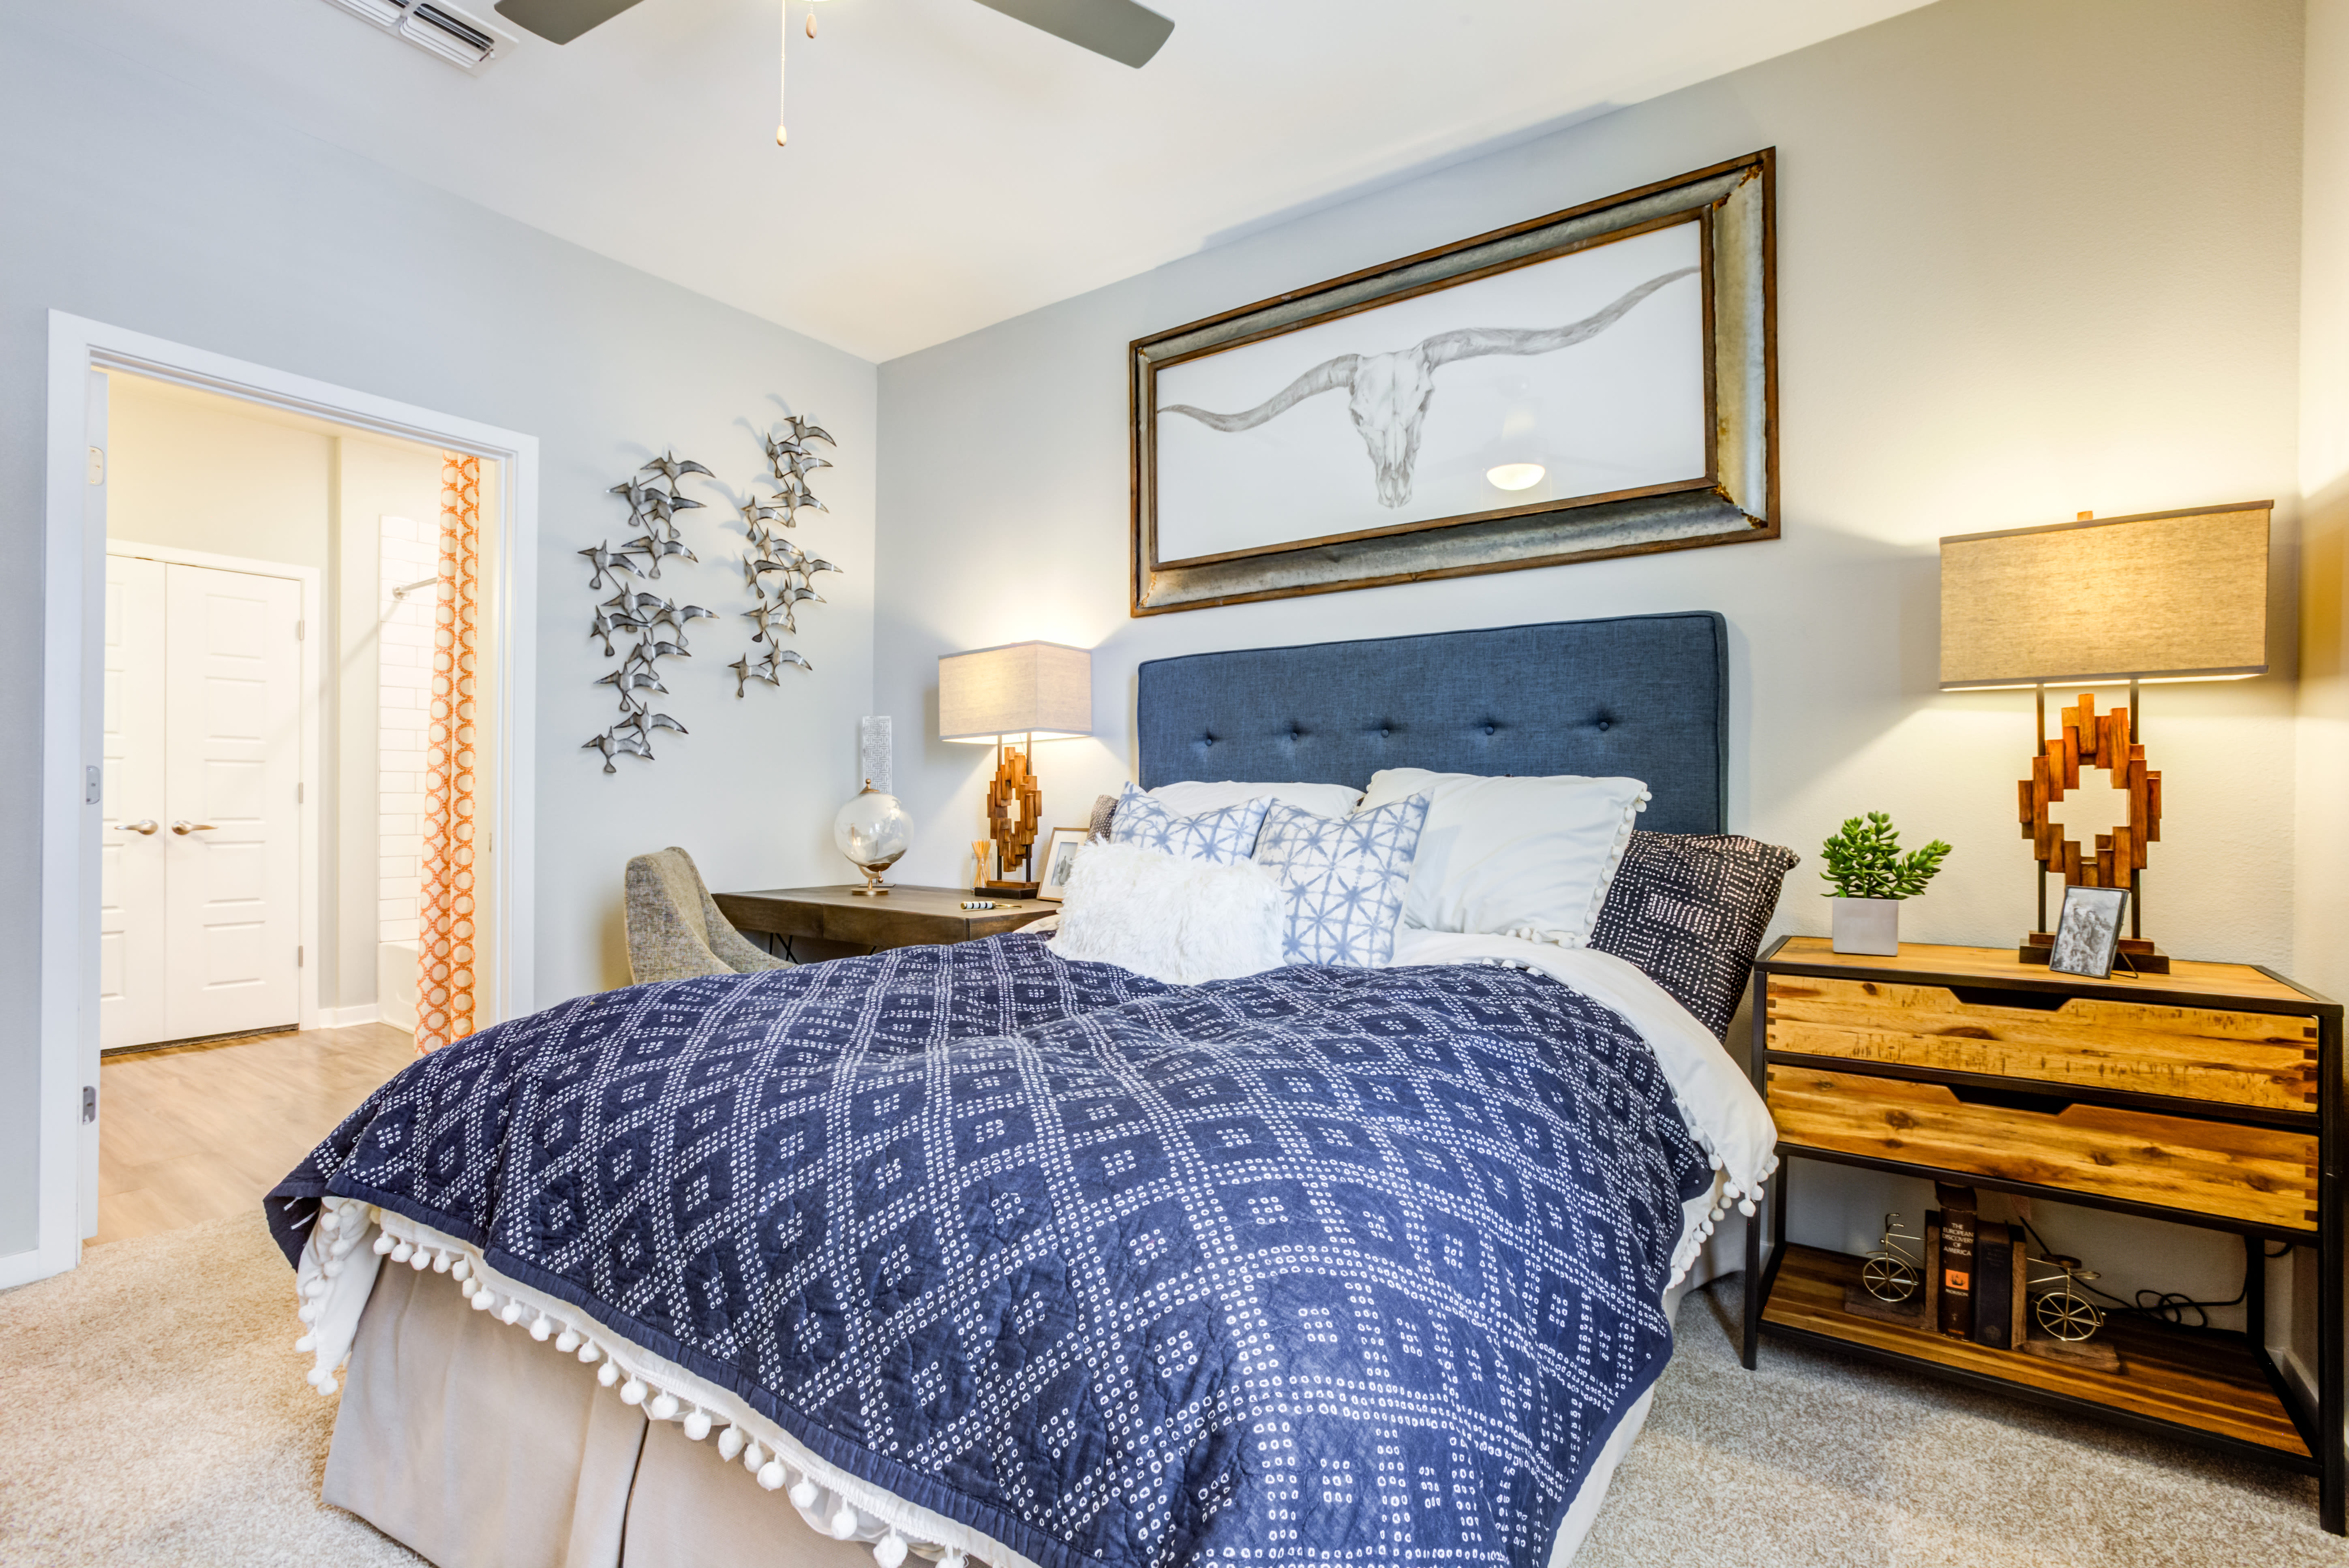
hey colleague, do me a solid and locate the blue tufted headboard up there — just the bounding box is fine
[1135,612,1728,834]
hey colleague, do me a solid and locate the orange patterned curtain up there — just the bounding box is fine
[415,454,482,1052]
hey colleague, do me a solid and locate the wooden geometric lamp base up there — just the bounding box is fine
[976,738,1043,897]
[2016,689,2169,973]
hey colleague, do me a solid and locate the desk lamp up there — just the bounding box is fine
[939,641,1092,895]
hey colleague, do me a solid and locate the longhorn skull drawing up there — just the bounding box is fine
[1159,267,1697,509]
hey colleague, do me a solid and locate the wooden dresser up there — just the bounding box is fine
[1741,935,2342,1532]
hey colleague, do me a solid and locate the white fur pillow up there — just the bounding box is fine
[1046,841,1285,985]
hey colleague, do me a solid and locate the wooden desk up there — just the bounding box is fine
[712,884,1055,963]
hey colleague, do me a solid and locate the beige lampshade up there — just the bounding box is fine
[1938,502,2270,689]
[938,641,1092,741]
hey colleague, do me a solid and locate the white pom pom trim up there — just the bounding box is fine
[339,1216,1008,1568]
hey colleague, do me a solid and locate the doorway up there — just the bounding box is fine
[12,312,541,1290]
[87,372,497,1245]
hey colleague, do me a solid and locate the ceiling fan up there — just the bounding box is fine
[492,0,1175,66]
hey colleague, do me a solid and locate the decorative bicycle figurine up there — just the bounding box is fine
[1862,1212,1925,1303]
[2027,1251,2106,1342]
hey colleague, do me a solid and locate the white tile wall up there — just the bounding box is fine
[379,513,440,946]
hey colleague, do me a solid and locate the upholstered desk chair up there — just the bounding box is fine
[623,846,792,984]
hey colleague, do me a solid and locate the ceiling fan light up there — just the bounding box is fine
[1486,463,1545,492]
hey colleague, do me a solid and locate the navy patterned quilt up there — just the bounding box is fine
[270,934,1711,1568]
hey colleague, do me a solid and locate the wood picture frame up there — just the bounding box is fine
[1035,826,1090,903]
[1129,150,1778,615]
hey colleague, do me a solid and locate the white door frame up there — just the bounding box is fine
[17,310,540,1290]
[106,539,326,1041]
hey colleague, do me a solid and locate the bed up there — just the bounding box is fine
[270,611,1777,1568]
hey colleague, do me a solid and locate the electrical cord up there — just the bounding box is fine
[2017,1219,2289,1330]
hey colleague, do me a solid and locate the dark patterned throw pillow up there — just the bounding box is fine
[1589,831,1799,1041]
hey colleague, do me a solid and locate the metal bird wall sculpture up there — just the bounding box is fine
[585,451,713,772]
[731,416,838,698]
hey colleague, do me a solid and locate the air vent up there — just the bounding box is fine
[318,0,516,71]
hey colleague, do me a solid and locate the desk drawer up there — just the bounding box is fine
[1766,975,2316,1114]
[1765,1064,2317,1231]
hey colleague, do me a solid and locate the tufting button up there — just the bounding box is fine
[1482,725,1495,736]
[1597,719,1610,731]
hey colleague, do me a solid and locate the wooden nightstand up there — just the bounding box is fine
[1742,935,2343,1532]
[711,883,1056,964]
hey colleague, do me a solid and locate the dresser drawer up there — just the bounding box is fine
[1766,975,2317,1114]
[1765,1064,2317,1231]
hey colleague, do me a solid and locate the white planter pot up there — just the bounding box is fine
[1831,896,1901,956]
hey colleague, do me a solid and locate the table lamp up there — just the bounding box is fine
[938,640,1092,895]
[1939,501,2269,971]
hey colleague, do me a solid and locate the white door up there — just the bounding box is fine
[101,555,304,1049]
[98,555,168,1051]
[160,563,304,1042]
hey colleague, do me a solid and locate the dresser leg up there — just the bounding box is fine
[2324,1012,2344,1535]
[1742,1161,1782,1371]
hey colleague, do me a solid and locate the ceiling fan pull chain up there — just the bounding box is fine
[775,0,788,146]
[806,5,817,38]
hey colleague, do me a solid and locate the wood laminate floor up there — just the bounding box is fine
[93,1023,419,1247]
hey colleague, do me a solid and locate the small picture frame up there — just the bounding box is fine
[1036,827,1090,903]
[2049,885,2130,978]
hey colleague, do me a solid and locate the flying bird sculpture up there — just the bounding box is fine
[589,454,716,771]
[579,541,634,591]
[1160,267,1698,509]
[641,451,715,486]
[730,419,843,697]
[744,598,794,643]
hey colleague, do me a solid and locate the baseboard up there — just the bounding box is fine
[318,1003,382,1029]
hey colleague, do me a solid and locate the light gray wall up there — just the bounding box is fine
[874,0,2304,1320]
[0,9,877,1260]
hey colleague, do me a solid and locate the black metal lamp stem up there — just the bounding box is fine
[2035,683,2047,935]
[2130,677,2142,941]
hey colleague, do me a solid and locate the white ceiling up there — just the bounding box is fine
[69,0,1931,362]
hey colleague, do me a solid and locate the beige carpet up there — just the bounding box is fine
[0,1215,422,1566]
[0,1212,2336,1566]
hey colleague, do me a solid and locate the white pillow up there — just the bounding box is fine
[1148,780,1366,818]
[1047,841,1285,984]
[1357,768,1650,948]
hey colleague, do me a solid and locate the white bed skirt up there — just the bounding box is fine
[318,1193,1739,1568]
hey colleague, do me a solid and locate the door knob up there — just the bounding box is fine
[170,820,217,835]
[113,819,158,836]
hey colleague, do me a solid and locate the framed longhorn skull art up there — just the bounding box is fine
[1128,150,1778,614]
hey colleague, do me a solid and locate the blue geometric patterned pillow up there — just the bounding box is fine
[1107,781,1270,866]
[1251,794,1430,967]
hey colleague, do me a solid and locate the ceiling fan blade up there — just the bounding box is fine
[968,0,1173,67]
[493,0,650,45]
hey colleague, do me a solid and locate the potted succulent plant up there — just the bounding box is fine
[1820,812,1952,955]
